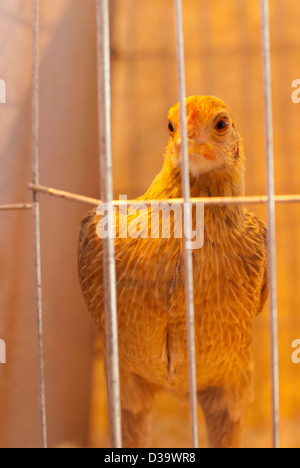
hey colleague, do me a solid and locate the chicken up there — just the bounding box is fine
[78,96,268,448]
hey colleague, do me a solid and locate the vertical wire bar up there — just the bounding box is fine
[174,0,198,449]
[96,0,122,448]
[260,0,280,449]
[32,0,47,449]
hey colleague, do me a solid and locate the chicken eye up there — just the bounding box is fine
[168,121,175,134]
[215,117,229,134]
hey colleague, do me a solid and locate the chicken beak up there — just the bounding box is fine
[188,142,216,161]
[175,138,216,161]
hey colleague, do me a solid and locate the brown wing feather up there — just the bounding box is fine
[256,217,269,315]
[242,210,269,316]
[78,209,105,329]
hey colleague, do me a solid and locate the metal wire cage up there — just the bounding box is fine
[1,0,300,448]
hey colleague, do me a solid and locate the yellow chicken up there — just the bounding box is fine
[78,96,268,448]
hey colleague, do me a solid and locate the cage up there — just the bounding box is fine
[0,0,300,449]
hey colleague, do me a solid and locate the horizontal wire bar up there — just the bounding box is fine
[0,203,33,211]
[28,183,300,207]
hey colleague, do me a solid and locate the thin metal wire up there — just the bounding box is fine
[96,0,122,449]
[174,0,198,449]
[32,0,47,449]
[0,203,33,211]
[260,0,280,449]
[28,183,300,207]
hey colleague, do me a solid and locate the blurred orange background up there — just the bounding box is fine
[0,0,300,448]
